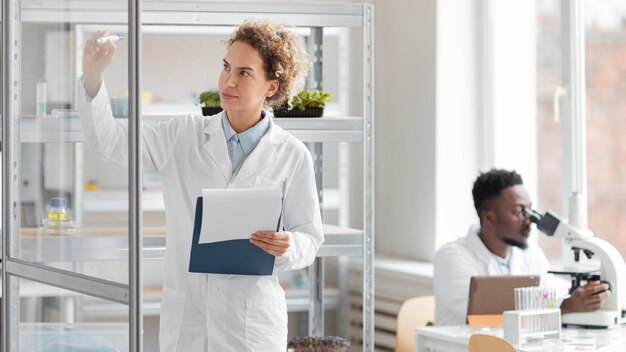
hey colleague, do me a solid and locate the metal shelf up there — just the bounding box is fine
[81,287,340,317]
[17,117,84,143]
[18,224,363,262]
[12,116,363,143]
[274,116,364,142]
[21,1,365,27]
[316,225,363,257]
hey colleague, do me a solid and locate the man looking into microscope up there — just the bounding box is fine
[433,168,609,325]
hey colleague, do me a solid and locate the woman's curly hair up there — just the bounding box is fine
[227,20,311,108]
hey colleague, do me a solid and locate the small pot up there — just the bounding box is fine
[287,336,350,352]
[201,106,223,116]
[287,348,349,352]
[273,107,324,118]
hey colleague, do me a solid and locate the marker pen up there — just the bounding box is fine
[96,33,125,45]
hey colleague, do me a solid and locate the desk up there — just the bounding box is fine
[414,324,626,351]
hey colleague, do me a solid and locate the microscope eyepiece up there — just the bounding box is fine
[524,208,543,224]
[526,209,561,236]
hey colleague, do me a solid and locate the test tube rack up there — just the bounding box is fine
[503,308,561,346]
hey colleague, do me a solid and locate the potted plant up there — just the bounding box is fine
[287,336,351,352]
[199,90,222,116]
[273,89,332,118]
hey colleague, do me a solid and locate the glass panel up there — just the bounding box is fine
[17,1,131,283]
[141,25,233,117]
[536,0,564,261]
[18,278,129,352]
[585,0,626,258]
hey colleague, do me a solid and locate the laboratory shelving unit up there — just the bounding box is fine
[17,115,366,143]
[2,1,374,351]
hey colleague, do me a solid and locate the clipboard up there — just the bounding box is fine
[188,196,276,275]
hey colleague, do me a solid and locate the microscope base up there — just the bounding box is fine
[562,310,620,328]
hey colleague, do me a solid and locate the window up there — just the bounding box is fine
[584,1,626,258]
[536,0,626,260]
[536,0,564,261]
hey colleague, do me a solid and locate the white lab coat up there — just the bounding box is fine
[79,83,324,351]
[433,225,549,326]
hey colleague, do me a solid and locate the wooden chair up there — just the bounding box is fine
[395,295,435,352]
[468,333,516,352]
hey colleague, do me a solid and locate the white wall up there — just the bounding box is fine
[373,0,440,260]
[373,0,482,260]
[372,0,537,261]
[435,0,482,250]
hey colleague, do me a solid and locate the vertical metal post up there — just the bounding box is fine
[1,0,10,348]
[306,26,325,337]
[73,144,84,226]
[336,26,351,340]
[561,0,587,229]
[308,27,323,90]
[478,0,494,170]
[336,142,349,338]
[308,256,324,336]
[2,0,21,350]
[307,142,324,336]
[362,4,375,352]
[129,0,143,351]
[72,142,84,323]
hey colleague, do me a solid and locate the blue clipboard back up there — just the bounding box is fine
[188,196,275,275]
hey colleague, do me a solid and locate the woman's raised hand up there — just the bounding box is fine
[83,30,118,97]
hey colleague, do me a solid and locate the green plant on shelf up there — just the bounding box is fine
[198,90,220,107]
[289,89,332,110]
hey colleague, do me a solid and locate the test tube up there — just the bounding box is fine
[524,287,530,311]
[531,287,536,332]
[533,286,541,332]
[520,287,525,332]
[36,81,47,118]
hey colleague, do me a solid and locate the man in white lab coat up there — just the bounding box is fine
[433,169,609,326]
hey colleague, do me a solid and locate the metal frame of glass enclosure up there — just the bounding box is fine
[2,0,143,351]
[2,2,374,351]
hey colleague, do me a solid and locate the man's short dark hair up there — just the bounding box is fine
[472,169,523,216]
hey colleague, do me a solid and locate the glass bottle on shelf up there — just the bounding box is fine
[47,197,68,221]
[41,197,77,235]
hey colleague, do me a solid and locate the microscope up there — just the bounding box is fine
[525,208,626,327]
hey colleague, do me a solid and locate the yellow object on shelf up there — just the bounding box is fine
[114,90,154,105]
[84,180,99,191]
[48,211,67,220]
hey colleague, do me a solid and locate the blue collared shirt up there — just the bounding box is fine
[222,111,270,175]
[491,248,512,275]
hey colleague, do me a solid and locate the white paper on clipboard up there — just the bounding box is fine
[199,188,282,244]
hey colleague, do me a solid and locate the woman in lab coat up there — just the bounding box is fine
[79,21,323,352]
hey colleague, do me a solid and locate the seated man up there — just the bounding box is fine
[433,168,609,326]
